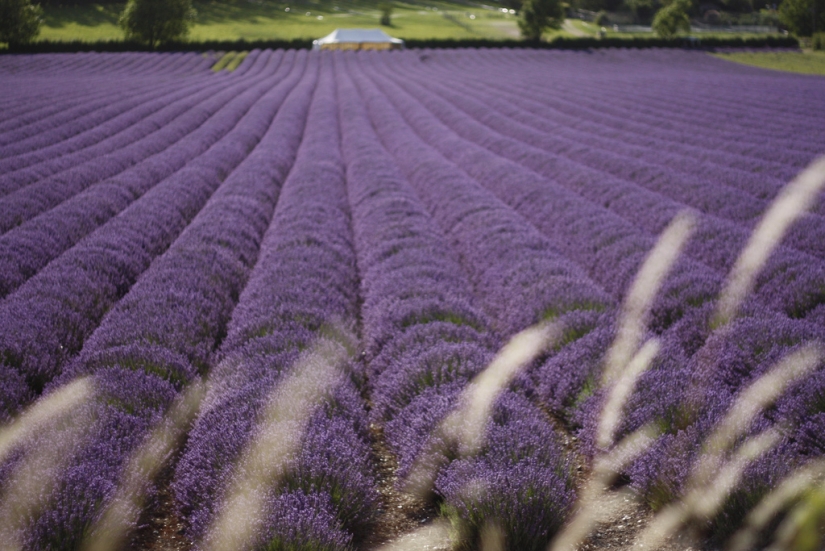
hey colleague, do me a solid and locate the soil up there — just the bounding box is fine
[132,401,701,551]
[359,421,449,550]
[130,455,193,551]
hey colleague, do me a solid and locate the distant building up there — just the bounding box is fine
[312,28,404,51]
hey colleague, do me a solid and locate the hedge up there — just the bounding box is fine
[0,34,799,54]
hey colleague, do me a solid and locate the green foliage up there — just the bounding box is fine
[815,31,825,49]
[119,0,196,48]
[652,0,691,38]
[379,2,393,26]
[780,0,825,36]
[594,9,609,25]
[0,0,43,45]
[783,488,825,551]
[623,0,662,22]
[518,0,564,40]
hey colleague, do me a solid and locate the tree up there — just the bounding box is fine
[624,0,657,23]
[379,2,393,26]
[779,0,825,36]
[0,0,43,46]
[519,0,564,40]
[119,0,196,48]
[652,0,691,37]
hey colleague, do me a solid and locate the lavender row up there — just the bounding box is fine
[0,82,150,141]
[579,65,825,147]
[450,50,816,176]
[0,53,207,116]
[413,51,825,537]
[418,52,825,538]
[421,64,803,212]
[513,63,821,168]
[0,75,216,194]
[0,52,206,86]
[338,61,575,550]
[0,51,211,80]
[484,82,804,182]
[360,50,640,440]
[0,55,213,145]
[348,53,582,549]
[390,62,825,324]
[0,52,304,422]
[620,309,825,541]
[382,47,824,434]
[0,73,213,169]
[354,56,611,338]
[0,53,287,234]
[0,64,204,146]
[362,52,732,466]
[519,53,825,152]
[438,64,796,201]
[408,50,814,188]
[0,90,94,138]
[458,72,797,185]
[380,55,822,332]
[0,52,274,187]
[436,64,825,230]
[173,56,377,550]
[11,53,313,551]
[446,46,825,505]
[0,51,274,195]
[336,55,494,473]
[0,53,293,300]
[363,54,713,340]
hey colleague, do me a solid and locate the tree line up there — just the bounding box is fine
[515,0,823,39]
[1,0,823,47]
[1,0,195,47]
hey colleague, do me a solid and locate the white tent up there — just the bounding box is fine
[312,28,404,51]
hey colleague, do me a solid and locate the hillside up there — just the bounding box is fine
[39,0,525,42]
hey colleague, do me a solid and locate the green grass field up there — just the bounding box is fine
[38,0,527,42]
[566,18,784,39]
[713,50,825,76]
[34,1,795,45]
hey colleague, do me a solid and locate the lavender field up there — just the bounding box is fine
[1,48,825,551]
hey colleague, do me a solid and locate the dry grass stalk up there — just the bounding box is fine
[550,212,696,551]
[632,344,821,550]
[549,427,656,551]
[765,483,825,551]
[694,344,822,486]
[0,381,95,551]
[727,460,825,551]
[603,211,695,386]
[0,377,92,464]
[81,378,206,551]
[550,156,825,551]
[635,430,781,551]
[445,322,562,455]
[202,334,353,551]
[479,522,506,551]
[404,323,560,500]
[597,338,661,450]
[715,155,825,326]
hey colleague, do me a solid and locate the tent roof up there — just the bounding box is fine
[314,28,404,45]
